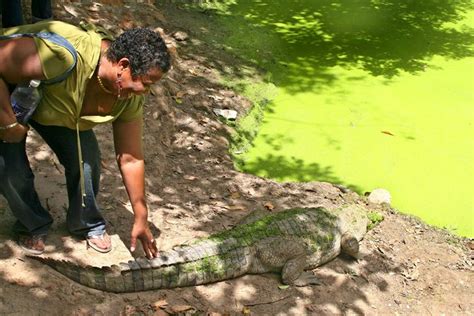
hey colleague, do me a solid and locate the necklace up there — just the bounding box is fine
[96,61,115,95]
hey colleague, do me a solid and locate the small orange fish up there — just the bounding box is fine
[381,131,395,136]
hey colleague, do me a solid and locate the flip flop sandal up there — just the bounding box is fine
[17,234,47,256]
[86,232,112,253]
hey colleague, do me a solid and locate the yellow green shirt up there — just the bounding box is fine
[1,20,143,131]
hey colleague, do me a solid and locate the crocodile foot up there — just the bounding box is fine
[292,271,322,287]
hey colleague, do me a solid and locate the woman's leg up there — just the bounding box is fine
[1,0,24,28]
[31,0,52,22]
[30,121,106,238]
[0,140,53,236]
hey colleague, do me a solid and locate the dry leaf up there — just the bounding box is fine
[176,91,186,98]
[152,299,168,310]
[170,305,194,313]
[242,306,251,315]
[264,202,275,211]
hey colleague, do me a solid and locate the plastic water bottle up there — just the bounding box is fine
[11,79,42,125]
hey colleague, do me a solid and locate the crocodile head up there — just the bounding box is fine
[335,205,369,241]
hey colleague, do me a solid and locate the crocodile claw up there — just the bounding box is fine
[293,271,323,287]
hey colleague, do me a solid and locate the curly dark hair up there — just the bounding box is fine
[106,28,170,77]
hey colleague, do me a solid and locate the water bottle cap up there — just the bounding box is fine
[29,80,41,88]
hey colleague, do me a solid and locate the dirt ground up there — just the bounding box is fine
[0,2,473,315]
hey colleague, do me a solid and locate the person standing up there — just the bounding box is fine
[1,0,52,28]
[0,20,170,257]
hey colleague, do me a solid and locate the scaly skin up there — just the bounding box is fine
[32,206,368,292]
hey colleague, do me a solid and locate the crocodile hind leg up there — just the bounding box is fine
[282,255,322,286]
[254,237,320,286]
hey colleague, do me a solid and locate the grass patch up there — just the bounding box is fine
[367,211,384,230]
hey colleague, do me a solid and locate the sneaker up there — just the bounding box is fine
[17,234,46,255]
[86,232,112,253]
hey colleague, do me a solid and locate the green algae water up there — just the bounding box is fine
[199,1,474,237]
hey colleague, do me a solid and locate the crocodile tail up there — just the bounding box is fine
[28,244,253,293]
[29,256,134,292]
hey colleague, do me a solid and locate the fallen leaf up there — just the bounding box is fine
[170,305,195,313]
[242,306,251,315]
[264,202,275,211]
[176,91,186,98]
[152,299,168,310]
[278,285,290,290]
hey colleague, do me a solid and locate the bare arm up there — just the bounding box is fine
[113,117,158,258]
[0,37,46,142]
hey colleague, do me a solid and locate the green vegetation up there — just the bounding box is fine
[173,0,237,14]
[367,211,385,230]
[207,208,321,243]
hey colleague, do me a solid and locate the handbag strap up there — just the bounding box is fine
[0,32,77,85]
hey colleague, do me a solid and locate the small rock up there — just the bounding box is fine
[213,108,238,120]
[368,188,391,205]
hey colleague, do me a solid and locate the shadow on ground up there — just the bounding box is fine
[173,0,474,94]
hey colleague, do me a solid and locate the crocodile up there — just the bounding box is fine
[31,205,369,292]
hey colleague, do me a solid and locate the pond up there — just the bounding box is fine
[202,0,473,237]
